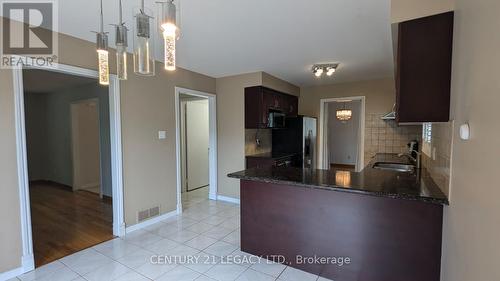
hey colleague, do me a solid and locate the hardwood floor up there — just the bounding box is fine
[29,181,114,267]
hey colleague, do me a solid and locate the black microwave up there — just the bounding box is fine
[268,112,286,128]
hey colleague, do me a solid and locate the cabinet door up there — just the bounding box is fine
[245,86,265,128]
[263,89,282,110]
[288,96,298,116]
[246,158,275,169]
[396,12,453,123]
[282,95,289,115]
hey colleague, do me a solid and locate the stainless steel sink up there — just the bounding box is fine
[372,162,415,173]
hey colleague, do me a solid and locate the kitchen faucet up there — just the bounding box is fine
[398,149,422,169]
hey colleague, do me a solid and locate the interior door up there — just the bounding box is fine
[185,99,209,191]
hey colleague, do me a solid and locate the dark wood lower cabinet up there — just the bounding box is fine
[240,180,443,281]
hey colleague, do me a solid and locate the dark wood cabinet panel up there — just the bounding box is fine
[246,157,275,169]
[396,12,454,123]
[287,95,298,116]
[241,180,443,281]
[245,86,299,128]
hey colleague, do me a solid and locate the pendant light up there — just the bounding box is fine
[158,0,180,71]
[114,0,128,80]
[336,102,352,121]
[133,0,155,76]
[95,0,109,85]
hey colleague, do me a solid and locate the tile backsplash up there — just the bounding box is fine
[364,113,422,166]
[421,121,453,197]
[245,129,272,156]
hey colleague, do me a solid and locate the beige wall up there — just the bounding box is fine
[299,78,420,165]
[441,0,500,280]
[0,69,23,273]
[216,72,299,199]
[261,72,301,96]
[391,0,455,23]
[0,27,215,272]
[120,60,215,225]
[299,78,395,118]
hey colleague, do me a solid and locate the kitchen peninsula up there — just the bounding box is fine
[228,153,448,281]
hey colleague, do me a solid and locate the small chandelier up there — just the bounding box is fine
[336,102,352,121]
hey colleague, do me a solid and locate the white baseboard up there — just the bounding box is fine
[0,266,25,281]
[217,195,240,204]
[22,254,34,273]
[77,182,100,190]
[209,192,217,201]
[0,254,34,280]
[125,210,178,234]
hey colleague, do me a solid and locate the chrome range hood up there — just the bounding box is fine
[381,104,396,120]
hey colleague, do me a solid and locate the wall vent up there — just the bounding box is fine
[149,206,160,217]
[137,206,161,223]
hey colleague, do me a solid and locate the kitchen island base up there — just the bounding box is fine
[240,180,443,281]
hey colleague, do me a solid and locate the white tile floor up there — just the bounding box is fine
[11,187,333,281]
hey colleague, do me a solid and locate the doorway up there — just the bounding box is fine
[175,87,217,212]
[13,63,124,272]
[23,70,113,267]
[319,96,365,172]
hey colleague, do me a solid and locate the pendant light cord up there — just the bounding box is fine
[99,0,104,33]
[119,0,123,24]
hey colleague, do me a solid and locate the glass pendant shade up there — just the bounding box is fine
[133,6,155,76]
[116,45,127,80]
[163,24,176,71]
[115,0,128,80]
[96,33,109,85]
[94,0,109,86]
[159,0,179,71]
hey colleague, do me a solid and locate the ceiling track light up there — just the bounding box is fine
[312,63,339,78]
[94,0,109,86]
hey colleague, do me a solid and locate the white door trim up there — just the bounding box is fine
[12,60,125,275]
[174,87,217,213]
[318,96,366,172]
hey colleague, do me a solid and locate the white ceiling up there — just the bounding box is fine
[20,0,394,86]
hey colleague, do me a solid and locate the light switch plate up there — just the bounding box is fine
[158,131,167,140]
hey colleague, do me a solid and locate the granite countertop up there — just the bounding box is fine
[245,152,299,159]
[228,153,449,205]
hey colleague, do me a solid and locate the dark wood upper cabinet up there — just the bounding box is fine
[396,12,454,123]
[245,86,299,129]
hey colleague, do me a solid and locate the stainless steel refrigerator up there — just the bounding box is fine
[272,116,317,169]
